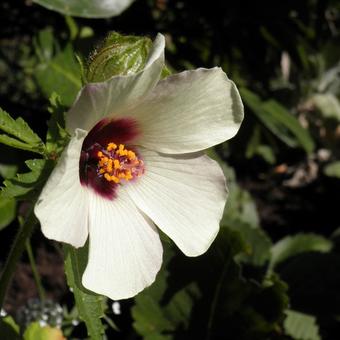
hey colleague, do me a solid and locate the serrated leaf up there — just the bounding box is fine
[0,159,50,199]
[223,220,272,266]
[324,161,340,178]
[33,0,135,18]
[0,108,45,154]
[0,197,16,230]
[0,108,42,145]
[46,93,69,154]
[269,233,332,271]
[64,244,105,340]
[0,134,43,154]
[284,310,321,340]
[240,88,315,154]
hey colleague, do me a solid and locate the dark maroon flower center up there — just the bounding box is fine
[79,117,141,199]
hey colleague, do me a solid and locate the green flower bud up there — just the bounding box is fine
[86,32,152,83]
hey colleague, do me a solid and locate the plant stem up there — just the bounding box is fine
[25,239,45,301]
[0,209,38,308]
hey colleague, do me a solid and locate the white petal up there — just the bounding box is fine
[66,34,165,133]
[128,67,244,153]
[82,189,163,300]
[34,129,89,248]
[125,149,227,256]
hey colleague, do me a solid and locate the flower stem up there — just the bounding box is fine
[0,209,38,308]
[25,239,45,301]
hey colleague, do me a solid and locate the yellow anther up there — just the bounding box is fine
[104,173,111,181]
[113,159,120,169]
[125,170,133,180]
[127,151,136,160]
[111,175,120,183]
[118,172,126,179]
[107,143,117,151]
[106,159,113,172]
[98,142,142,184]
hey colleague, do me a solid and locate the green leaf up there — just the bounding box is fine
[269,233,332,271]
[207,149,259,228]
[0,108,45,154]
[312,93,340,121]
[240,88,315,154]
[133,229,288,339]
[23,322,66,340]
[132,245,199,339]
[284,310,321,340]
[86,32,153,82]
[0,159,51,200]
[324,161,340,178]
[64,244,105,340]
[33,0,135,18]
[0,316,20,340]
[0,164,18,179]
[0,197,16,230]
[223,221,272,267]
[46,93,69,155]
[34,44,82,106]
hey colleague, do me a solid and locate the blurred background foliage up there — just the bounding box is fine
[1,0,340,339]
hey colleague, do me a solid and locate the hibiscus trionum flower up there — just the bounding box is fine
[34,34,244,300]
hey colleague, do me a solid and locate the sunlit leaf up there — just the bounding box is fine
[284,310,321,340]
[240,88,315,154]
[312,93,340,121]
[0,159,51,200]
[269,233,332,271]
[0,108,45,155]
[33,0,135,18]
[324,161,340,178]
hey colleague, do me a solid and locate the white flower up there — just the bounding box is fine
[34,34,244,300]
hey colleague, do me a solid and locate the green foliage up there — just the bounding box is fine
[46,93,69,155]
[33,0,135,18]
[240,88,315,154]
[133,229,289,340]
[0,107,45,155]
[34,28,81,106]
[284,310,321,340]
[86,32,153,83]
[0,197,16,230]
[0,159,51,200]
[323,161,340,178]
[64,244,105,340]
[0,316,20,340]
[269,233,333,271]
